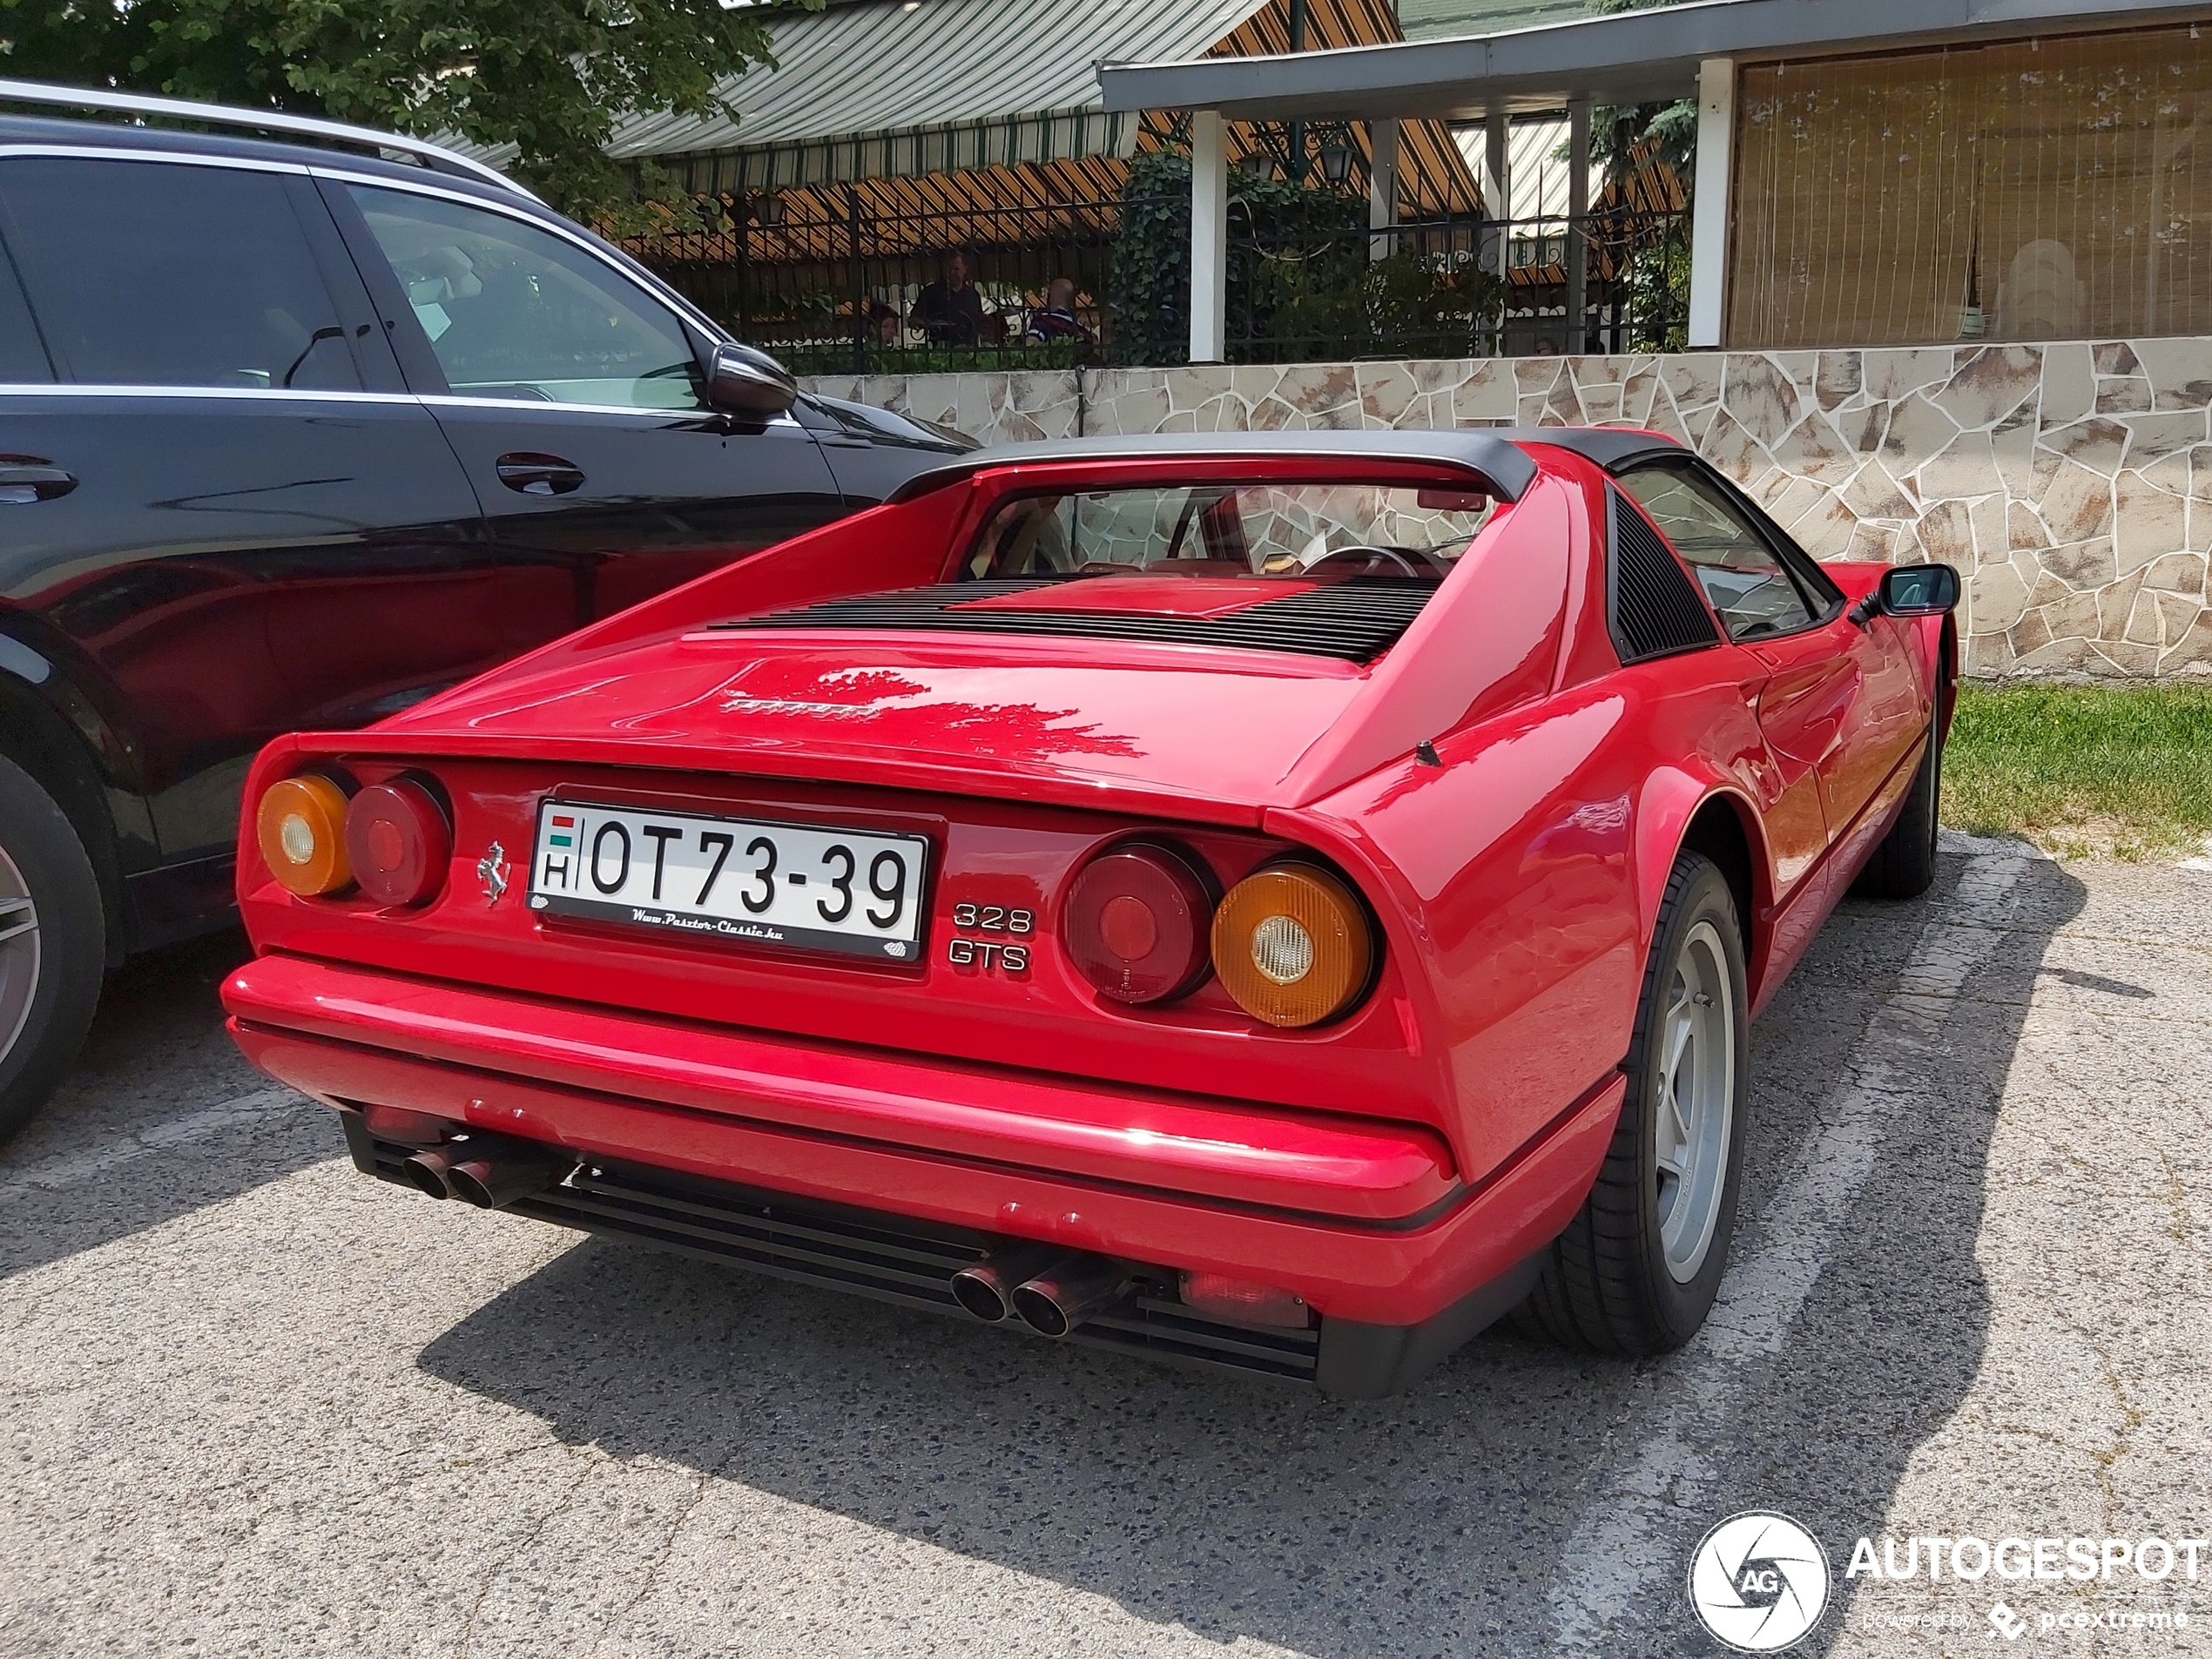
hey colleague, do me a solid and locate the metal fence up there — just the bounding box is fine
[1223,206,1691,363]
[624,191,1691,371]
[628,191,1121,376]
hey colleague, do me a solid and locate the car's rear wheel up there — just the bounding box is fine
[1516,851,1748,1353]
[0,755,104,1148]
[1851,719,1941,900]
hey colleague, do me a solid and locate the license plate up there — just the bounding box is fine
[527,800,929,961]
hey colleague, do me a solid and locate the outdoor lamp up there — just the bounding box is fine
[1318,135,1353,187]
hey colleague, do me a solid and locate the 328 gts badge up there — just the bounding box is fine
[947,901,1033,974]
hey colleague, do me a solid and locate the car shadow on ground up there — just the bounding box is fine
[415,847,2083,1656]
[0,928,341,1282]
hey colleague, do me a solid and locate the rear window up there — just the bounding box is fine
[963,482,1495,583]
[0,157,361,391]
[0,245,50,382]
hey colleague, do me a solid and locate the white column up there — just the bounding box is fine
[1190,109,1228,364]
[1566,97,1590,354]
[1688,56,1735,349]
[1367,117,1399,261]
[1481,111,1509,278]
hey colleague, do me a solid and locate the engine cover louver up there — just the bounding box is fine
[714,577,1438,664]
[1608,489,1721,664]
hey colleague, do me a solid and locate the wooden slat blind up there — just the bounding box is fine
[1730,26,2212,347]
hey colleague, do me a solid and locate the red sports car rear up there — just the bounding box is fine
[223,429,1959,1395]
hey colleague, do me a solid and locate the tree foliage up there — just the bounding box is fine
[0,0,811,223]
[1588,0,1697,185]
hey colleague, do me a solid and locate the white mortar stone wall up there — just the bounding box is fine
[805,341,2212,680]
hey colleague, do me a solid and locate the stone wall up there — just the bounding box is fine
[805,341,2212,679]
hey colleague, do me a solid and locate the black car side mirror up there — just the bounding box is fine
[1851,561,1960,625]
[705,342,799,418]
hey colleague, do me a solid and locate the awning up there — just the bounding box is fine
[604,0,1273,189]
[1096,0,2209,122]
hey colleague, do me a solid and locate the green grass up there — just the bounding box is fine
[1941,682,2212,860]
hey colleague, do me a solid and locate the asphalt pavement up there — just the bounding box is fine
[2,837,2206,1657]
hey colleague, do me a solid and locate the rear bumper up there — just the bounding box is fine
[225,954,1621,1386]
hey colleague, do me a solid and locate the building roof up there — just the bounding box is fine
[1397,0,1598,43]
[1098,0,2212,121]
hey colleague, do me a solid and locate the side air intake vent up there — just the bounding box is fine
[715,577,1437,664]
[1608,489,1721,664]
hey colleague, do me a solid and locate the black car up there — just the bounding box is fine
[0,79,967,1140]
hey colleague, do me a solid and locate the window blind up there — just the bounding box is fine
[1730,26,2212,348]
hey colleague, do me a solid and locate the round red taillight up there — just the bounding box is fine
[1061,843,1213,1005]
[344,779,451,907]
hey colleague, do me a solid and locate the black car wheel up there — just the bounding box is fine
[1851,719,1941,900]
[0,755,104,1147]
[1517,851,1750,1353]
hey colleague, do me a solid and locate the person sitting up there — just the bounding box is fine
[867,301,901,347]
[911,251,985,347]
[1026,277,1094,347]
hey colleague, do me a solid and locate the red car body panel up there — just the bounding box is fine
[221,429,1951,1390]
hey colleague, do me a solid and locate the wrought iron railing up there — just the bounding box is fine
[1224,207,1693,362]
[626,191,1123,375]
[623,192,1691,371]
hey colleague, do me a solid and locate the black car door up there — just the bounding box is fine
[0,152,490,877]
[326,179,846,624]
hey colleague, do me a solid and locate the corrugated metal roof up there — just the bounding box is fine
[1398,0,1598,42]
[604,0,1272,162]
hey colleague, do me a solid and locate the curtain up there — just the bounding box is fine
[1729,26,2212,347]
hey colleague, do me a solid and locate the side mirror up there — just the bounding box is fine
[705,342,798,418]
[1852,561,1960,624]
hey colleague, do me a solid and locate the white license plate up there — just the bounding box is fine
[527,800,929,961]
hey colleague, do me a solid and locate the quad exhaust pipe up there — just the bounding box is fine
[401,1131,575,1210]
[951,1244,1133,1337]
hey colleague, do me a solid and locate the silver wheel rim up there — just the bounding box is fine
[1653,918,1734,1284]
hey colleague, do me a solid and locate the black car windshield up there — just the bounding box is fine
[961,482,1495,582]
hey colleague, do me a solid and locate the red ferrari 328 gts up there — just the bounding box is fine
[223,428,1959,1398]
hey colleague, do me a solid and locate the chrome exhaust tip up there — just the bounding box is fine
[951,1243,1074,1322]
[1010,1256,1132,1338]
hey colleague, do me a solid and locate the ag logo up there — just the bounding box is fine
[1687,1512,1831,1652]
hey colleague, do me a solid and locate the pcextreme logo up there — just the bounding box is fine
[1688,1512,1833,1652]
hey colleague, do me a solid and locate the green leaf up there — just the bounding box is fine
[0,0,814,223]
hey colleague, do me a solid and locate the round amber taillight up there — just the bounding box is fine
[1211,863,1375,1028]
[255,774,353,897]
[1061,843,1214,1005]
[345,779,452,907]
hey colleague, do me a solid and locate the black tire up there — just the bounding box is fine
[0,754,105,1148]
[1514,852,1749,1354]
[1851,721,1941,900]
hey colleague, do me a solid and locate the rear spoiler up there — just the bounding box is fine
[885,430,1540,505]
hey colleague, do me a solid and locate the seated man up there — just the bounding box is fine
[911,251,985,347]
[1027,277,1094,347]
